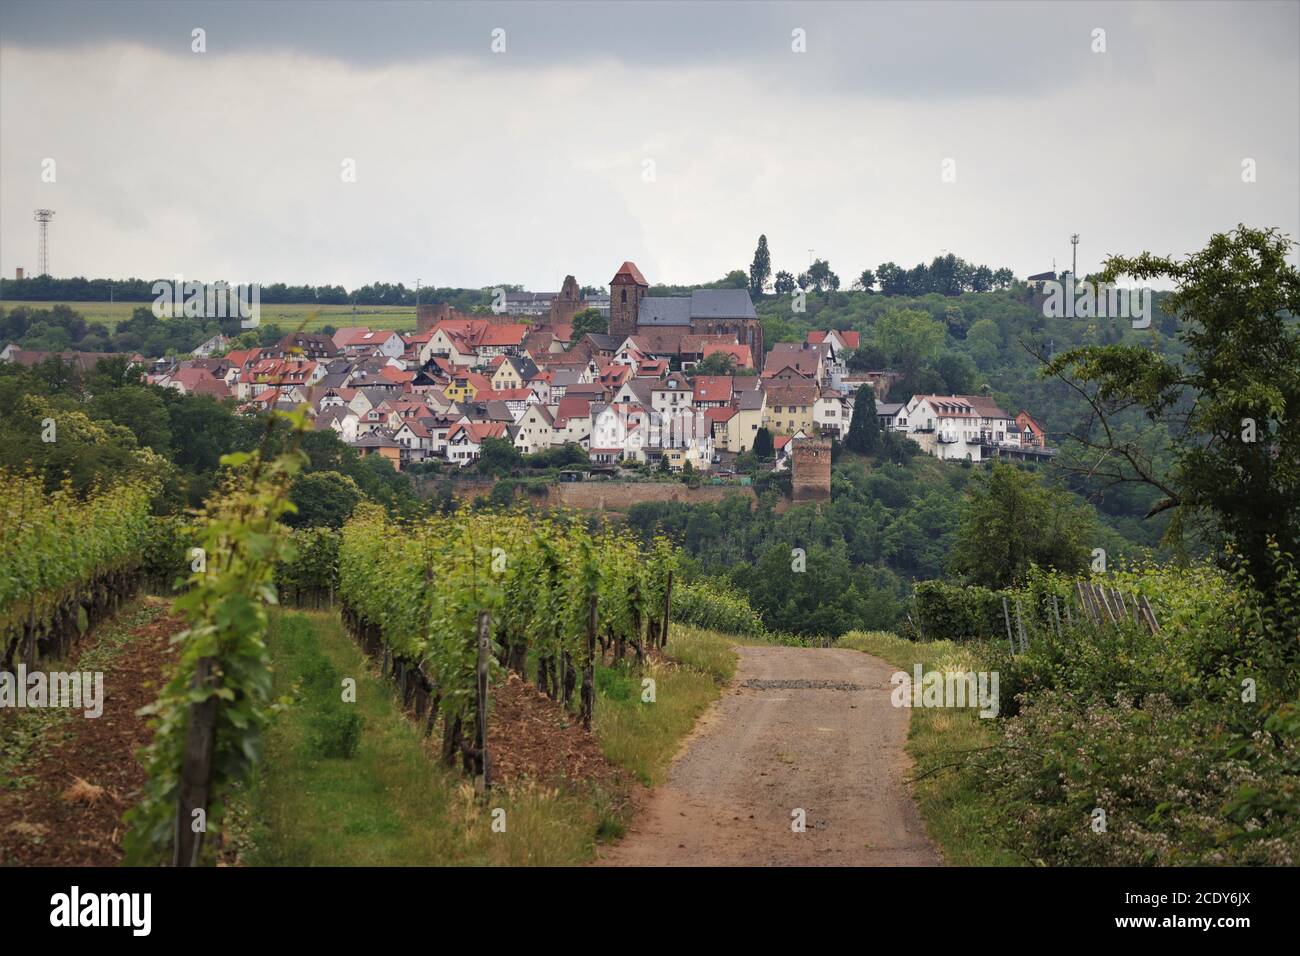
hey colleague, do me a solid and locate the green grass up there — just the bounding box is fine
[234,612,737,865]
[0,300,419,332]
[594,624,736,786]
[838,629,1014,866]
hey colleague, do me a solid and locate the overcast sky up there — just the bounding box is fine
[1,0,1297,292]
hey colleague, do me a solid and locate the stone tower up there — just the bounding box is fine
[791,437,832,503]
[549,274,583,326]
[609,261,649,339]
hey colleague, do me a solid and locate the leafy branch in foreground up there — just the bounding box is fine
[124,406,309,866]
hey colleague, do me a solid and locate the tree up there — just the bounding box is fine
[873,307,944,389]
[476,436,522,477]
[696,351,738,375]
[572,308,606,338]
[773,271,797,295]
[287,471,363,528]
[1041,225,1300,592]
[753,426,774,459]
[857,268,876,293]
[876,262,907,296]
[936,353,977,394]
[844,384,879,454]
[846,344,888,372]
[88,385,172,453]
[749,235,772,299]
[964,318,1003,371]
[949,463,1094,588]
[805,258,840,296]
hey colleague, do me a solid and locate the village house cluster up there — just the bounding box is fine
[3,261,1052,474]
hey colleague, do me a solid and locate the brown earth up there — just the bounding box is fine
[597,644,942,866]
[485,670,629,796]
[0,598,181,866]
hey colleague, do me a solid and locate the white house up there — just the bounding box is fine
[900,394,1019,462]
[814,388,850,439]
[650,373,693,418]
[513,404,556,455]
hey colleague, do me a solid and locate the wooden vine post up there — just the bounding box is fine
[474,611,491,790]
[475,611,492,792]
[1001,596,1016,655]
[581,594,597,732]
[174,657,218,867]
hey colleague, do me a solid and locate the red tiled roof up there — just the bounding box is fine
[701,343,754,369]
[448,421,507,443]
[764,382,818,406]
[807,330,861,349]
[692,375,733,403]
[480,324,527,347]
[224,348,260,368]
[554,396,591,427]
[492,387,535,401]
[611,261,649,287]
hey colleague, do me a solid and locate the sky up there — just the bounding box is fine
[0,0,1297,292]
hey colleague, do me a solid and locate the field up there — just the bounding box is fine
[0,300,420,332]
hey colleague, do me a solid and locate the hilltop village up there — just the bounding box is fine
[3,262,1054,493]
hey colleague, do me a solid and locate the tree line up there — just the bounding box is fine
[746,233,1016,299]
[0,274,494,308]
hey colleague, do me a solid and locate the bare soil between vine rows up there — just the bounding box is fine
[0,598,181,866]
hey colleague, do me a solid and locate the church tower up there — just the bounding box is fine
[609,261,648,339]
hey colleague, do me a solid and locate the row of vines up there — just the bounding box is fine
[337,505,678,778]
[0,470,155,669]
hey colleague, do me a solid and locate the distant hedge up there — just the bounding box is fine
[911,579,1003,642]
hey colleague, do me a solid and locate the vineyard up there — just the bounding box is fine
[0,471,155,669]
[337,505,678,783]
[1,429,700,866]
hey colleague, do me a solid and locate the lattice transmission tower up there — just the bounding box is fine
[34,208,55,276]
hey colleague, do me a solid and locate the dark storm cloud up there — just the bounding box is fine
[1,0,1295,287]
[0,0,1148,97]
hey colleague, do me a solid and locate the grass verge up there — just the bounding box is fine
[233,611,736,865]
[838,629,1013,866]
[594,624,735,787]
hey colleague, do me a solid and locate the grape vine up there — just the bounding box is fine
[337,506,677,771]
[0,471,155,667]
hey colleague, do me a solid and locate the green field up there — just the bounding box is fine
[0,300,420,332]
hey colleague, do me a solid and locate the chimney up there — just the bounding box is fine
[15,267,24,280]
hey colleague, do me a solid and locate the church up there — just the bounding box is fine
[608,261,764,358]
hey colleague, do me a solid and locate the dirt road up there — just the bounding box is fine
[598,644,942,866]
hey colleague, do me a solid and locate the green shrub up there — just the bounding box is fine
[595,661,637,702]
[299,653,340,695]
[912,580,1002,642]
[672,579,765,637]
[141,515,196,593]
[982,690,1296,865]
[275,527,340,601]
